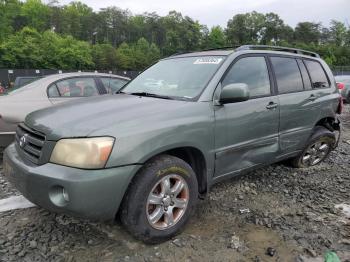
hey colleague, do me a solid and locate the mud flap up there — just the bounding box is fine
[331,118,341,149]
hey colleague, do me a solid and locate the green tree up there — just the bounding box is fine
[206,26,226,48]
[92,44,118,70]
[133,37,150,69]
[21,0,50,31]
[329,20,348,46]
[133,37,160,69]
[116,42,135,70]
[52,34,94,69]
[226,12,265,45]
[60,2,96,41]
[0,27,44,68]
[294,22,321,44]
[116,38,160,70]
[0,27,94,69]
[148,43,161,65]
[0,0,22,41]
[261,13,285,44]
[96,7,130,47]
[346,29,350,46]
[1,1,350,69]
[161,11,202,55]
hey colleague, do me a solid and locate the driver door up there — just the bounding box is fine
[214,55,280,178]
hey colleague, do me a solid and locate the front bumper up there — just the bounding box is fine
[3,144,141,220]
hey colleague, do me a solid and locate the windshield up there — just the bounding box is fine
[122,56,225,99]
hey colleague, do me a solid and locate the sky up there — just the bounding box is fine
[57,0,350,29]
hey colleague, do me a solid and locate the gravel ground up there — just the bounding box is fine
[0,106,349,262]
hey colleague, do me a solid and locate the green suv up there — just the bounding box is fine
[3,45,342,243]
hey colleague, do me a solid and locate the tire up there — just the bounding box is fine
[120,154,198,244]
[290,126,335,168]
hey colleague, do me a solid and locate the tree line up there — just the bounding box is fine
[0,0,349,70]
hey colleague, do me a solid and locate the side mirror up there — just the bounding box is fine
[219,83,249,104]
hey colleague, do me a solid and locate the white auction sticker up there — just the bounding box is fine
[194,57,223,65]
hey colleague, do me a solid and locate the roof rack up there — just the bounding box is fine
[235,45,320,58]
[200,45,241,52]
[170,46,238,57]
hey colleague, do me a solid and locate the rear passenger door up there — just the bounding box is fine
[214,55,280,177]
[270,56,323,157]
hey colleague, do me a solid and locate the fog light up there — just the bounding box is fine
[49,186,70,207]
[62,188,70,202]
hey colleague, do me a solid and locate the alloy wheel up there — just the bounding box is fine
[302,141,330,166]
[146,174,189,230]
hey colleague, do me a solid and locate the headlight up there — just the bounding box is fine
[50,137,115,169]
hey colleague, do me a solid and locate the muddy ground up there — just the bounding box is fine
[0,106,349,262]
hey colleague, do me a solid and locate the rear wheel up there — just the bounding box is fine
[120,155,198,244]
[291,126,335,168]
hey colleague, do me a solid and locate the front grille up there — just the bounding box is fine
[15,124,46,164]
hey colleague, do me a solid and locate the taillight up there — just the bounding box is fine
[337,96,343,114]
[337,82,345,90]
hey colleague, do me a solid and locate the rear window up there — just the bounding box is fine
[304,60,329,88]
[271,57,304,94]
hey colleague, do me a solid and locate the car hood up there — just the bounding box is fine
[25,94,192,140]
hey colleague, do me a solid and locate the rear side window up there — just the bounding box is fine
[304,60,329,88]
[271,57,303,94]
[222,56,271,97]
[297,59,312,90]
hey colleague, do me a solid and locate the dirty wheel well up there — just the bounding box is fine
[315,117,336,132]
[165,147,207,195]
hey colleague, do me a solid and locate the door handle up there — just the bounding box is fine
[266,102,278,110]
[308,94,317,101]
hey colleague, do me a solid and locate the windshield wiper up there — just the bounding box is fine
[128,92,174,100]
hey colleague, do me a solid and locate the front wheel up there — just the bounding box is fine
[291,126,335,168]
[120,155,198,244]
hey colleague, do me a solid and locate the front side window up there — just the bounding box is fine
[122,56,225,99]
[222,56,271,97]
[304,60,330,88]
[271,57,304,94]
[47,84,60,97]
[101,77,128,94]
[54,77,99,97]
